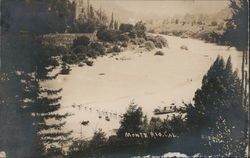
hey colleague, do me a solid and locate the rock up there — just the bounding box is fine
[180,45,188,50]
[154,51,164,56]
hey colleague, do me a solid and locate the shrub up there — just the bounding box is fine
[97,29,121,42]
[87,49,99,58]
[118,34,130,42]
[128,31,137,38]
[73,45,88,54]
[42,45,69,56]
[130,39,138,45]
[121,42,128,48]
[60,63,71,74]
[107,45,121,53]
[155,35,168,47]
[130,38,146,45]
[85,60,93,66]
[136,38,146,45]
[134,21,146,38]
[112,45,121,52]
[117,102,144,137]
[72,36,90,48]
[144,41,155,51]
[211,21,217,26]
[154,51,164,56]
[90,42,105,55]
[119,23,134,33]
[146,35,168,48]
[62,54,78,64]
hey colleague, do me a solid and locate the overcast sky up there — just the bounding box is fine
[88,0,230,22]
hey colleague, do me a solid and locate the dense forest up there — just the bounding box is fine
[0,0,248,157]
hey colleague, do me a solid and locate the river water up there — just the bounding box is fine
[43,34,243,139]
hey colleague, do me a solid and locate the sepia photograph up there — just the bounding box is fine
[0,0,249,157]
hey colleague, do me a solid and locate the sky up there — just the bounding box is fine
[88,0,230,22]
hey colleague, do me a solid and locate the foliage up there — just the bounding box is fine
[67,129,107,157]
[90,42,105,55]
[146,35,168,48]
[60,63,71,75]
[144,41,155,51]
[183,56,247,157]
[112,45,121,53]
[119,23,134,33]
[133,21,147,38]
[154,51,164,56]
[117,102,144,137]
[221,0,248,50]
[1,0,76,34]
[97,29,121,42]
[72,2,108,33]
[72,36,90,48]
[85,60,94,66]
[62,53,79,64]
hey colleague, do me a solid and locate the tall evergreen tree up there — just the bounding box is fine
[117,102,144,137]
[1,0,73,157]
[33,42,73,156]
[184,56,247,156]
[221,0,249,111]
[109,12,114,30]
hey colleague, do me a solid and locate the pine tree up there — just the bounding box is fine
[222,0,249,111]
[109,12,114,30]
[184,56,247,156]
[0,71,39,157]
[117,102,144,137]
[114,20,119,30]
[0,0,73,157]
[32,42,73,156]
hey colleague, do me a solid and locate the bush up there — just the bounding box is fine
[60,63,71,74]
[146,35,168,48]
[130,38,145,45]
[107,45,121,53]
[118,34,130,42]
[73,45,88,54]
[85,60,93,66]
[144,41,155,51]
[62,54,78,64]
[72,36,90,48]
[154,51,164,56]
[97,29,121,42]
[119,23,134,33]
[134,21,146,38]
[113,46,121,52]
[42,45,69,56]
[211,21,217,26]
[117,102,144,137]
[128,31,137,38]
[121,42,128,48]
[90,42,105,55]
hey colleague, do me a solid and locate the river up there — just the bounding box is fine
[43,34,243,139]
